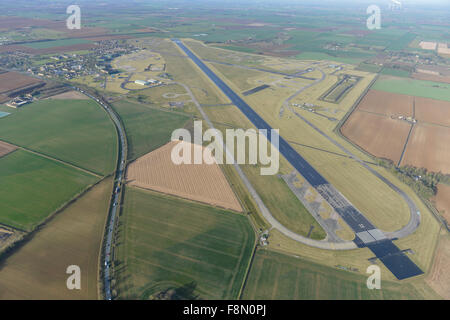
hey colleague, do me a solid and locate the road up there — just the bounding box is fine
[71,86,127,300]
[173,39,423,280]
[282,71,421,240]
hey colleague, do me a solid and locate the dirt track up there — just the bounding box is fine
[415,97,450,127]
[426,235,450,300]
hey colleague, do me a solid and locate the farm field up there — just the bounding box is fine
[0,71,43,94]
[380,67,410,78]
[0,99,117,176]
[415,97,450,127]
[412,72,450,84]
[114,187,255,300]
[0,150,98,231]
[200,56,411,233]
[433,184,450,223]
[242,249,440,300]
[356,90,413,117]
[111,99,190,160]
[341,111,411,164]
[127,141,242,212]
[401,124,450,174]
[0,140,16,158]
[0,178,113,299]
[372,76,450,102]
[342,89,450,174]
[47,90,89,100]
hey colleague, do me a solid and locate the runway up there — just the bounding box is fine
[173,39,423,280]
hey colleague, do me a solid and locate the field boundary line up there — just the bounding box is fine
[0,176,107,263]
[397,97,416,166]
[0,138,103,178]
[238,240,258,300]
[226,219,249,298]
[334,76,448,232]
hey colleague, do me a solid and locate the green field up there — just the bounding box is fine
[111,99,190,160]
[242,249,435,300]
[114,187,255,299]
[0,99,117,175]
[0,150,98,231]
[0,177,112,299]
[23,38,91,49]
[373,76,450,101]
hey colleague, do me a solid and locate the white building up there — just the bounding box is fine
[134,80,149,86]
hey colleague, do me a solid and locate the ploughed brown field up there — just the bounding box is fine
[433,184,450,223]
[0,71,43,94]
[126,141,242,212]
[415,97,450,127]
[357,89,413,117]
[342,90,450,174]
[341,110,411,163]
[0,141,17,158]
[402,124,450,174]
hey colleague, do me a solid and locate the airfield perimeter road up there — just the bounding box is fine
[72,86,126,300]
[173,39,423,280]
[175,82,352,251]
[283,71,421,240]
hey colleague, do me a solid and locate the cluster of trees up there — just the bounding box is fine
[377,159,450,199]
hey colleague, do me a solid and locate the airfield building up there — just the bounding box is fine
[134,80,149,86]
